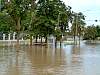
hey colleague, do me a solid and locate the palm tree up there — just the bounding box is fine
[71,12,85,44]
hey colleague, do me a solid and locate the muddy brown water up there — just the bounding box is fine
[0,43,100,75]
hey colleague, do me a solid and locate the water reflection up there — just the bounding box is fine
[0,44,100,75]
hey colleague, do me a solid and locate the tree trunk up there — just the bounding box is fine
[16,35,20,45]
[60,35,62,48]
[55,37,57,48]
[16,17,21,45]
[60,40,62,48]
[74,34,75,44]
[79,35,80,45]
[45,37,47,43]
[36,36,38,43]
[30,35,33,46]
[41,36,42,44]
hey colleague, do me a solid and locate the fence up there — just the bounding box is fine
[0,33,56,46]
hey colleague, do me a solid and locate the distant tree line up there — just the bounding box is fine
[83,25,100,40]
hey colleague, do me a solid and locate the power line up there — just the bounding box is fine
[85,20,100,22]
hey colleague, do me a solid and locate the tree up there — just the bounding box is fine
[96,25,100,38]
[35,0,61,43]
[71,12,85,43]
[2,0,33,44]
[58,6,73,35]
[36,0,73,44]
[83,25,97,40]
[21,0,37,46]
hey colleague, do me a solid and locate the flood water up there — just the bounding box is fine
[0,42,100,75]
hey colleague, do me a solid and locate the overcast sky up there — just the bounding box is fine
[62,0,100,26]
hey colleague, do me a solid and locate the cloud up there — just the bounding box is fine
[62,0,100,25]
[63,0,100,12]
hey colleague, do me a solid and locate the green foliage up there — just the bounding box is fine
[0,0,88,42]
[54,28,62,41]
[83,25,98,40]
[1,0,32,31]
[0,11,15,33]
[4,0,31,18]
[96,25,100,37]
[34,0,73,39]
[71,12,86,36]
